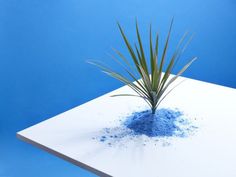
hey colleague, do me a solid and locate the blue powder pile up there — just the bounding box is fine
[93,108,197,146]
[124,109,183,137]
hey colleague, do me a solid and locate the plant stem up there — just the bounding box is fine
[151,107,156,114]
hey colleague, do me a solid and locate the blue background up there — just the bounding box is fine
[0,0,235,176]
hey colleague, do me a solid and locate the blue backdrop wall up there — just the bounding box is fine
[0,0,235,176]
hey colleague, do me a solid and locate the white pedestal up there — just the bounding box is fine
[17,76,236,177]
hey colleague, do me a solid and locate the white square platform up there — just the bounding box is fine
[17,76,236,177]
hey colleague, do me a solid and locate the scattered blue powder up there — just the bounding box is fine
[100,136,107,142]
[93,108,198,147]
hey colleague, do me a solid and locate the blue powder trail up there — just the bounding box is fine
[94,108,197,146]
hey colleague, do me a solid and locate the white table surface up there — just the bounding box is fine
[17,76,236,177]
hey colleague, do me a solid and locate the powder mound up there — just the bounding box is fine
[124,109,183,137]
[93,108,198,147]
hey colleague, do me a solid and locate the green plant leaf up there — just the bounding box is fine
[89,19,197,114]
[87,60,150,98]
[157,18,174,90]
[117,23,141,74]
[136,20,149,75]
[157,57,197,99]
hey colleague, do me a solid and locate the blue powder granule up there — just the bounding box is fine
[124,108,184,137]
[100,136,107,142]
